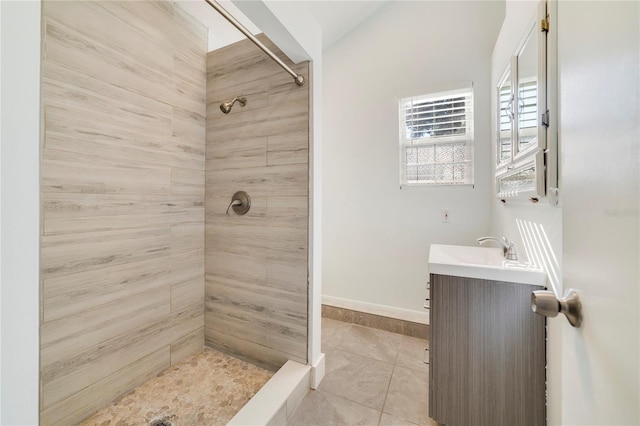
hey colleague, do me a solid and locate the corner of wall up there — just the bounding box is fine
[0,1,41,424]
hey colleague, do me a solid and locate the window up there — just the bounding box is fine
[399,85,474,187]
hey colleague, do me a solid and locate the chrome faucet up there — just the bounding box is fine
[477,236,518,260]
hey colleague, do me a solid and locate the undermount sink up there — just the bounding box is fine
[428,244,547,286]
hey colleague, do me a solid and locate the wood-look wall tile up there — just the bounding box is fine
[206,37,309,369]
[171,2,208,53]
[43,81,173,139]
[43,194,203,235]
[206,164,308,197]
[206,301,306,355]
[265,258,308,295]
[172,107,206,154]
[42,61,170,124]
[44,18,176,106]
[41,226,171,279]
[207,53,279,91]
[206,136,267,170]
[43,137,203,172]
[42,159,172,195]
[205,276,307,326]
[171,222,204,254]
[266,196,309,229]
[41,1,206,423]
[171,167,205,197]
[91,0,174,49]
[204,329,288,371]
[262,248,309,265]
[41,287,171,369]
[43,2,174,74]
[206,223,307,260]
[206,35,295,88]
[205,324,306,369]
[204,251,267,283]
[44,105,170,157]
[174,49,206,95]
[168,250,204,286]
[171,277,204,312]
[267,131,309,166]
[173,79,207,117]
[170,327,205,365]
[42,302,203,408]
[42,193,201,218]
[43,256,172,322]
[45,213,167,236]
[204,313,307,363]
[40,346,170,426]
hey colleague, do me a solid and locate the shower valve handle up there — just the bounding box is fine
[225,191,251,215]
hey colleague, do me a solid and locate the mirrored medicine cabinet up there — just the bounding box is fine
[496,0,557,204]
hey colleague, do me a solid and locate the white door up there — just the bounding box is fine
[559,1,639,424]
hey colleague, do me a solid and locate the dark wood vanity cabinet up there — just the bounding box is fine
[428,274,546,426]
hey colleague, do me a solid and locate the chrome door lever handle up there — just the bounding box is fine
[531,289,582,327]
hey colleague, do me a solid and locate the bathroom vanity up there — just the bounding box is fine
[428,244,546,426]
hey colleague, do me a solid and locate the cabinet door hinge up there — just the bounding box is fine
[541,110,550,127]
[541,17,549,32]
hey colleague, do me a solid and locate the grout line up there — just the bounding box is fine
[315,386,386,416]
[326,327,398,366]
[320,322,429,426]
[377,359,397,425]
[377,336,402,426]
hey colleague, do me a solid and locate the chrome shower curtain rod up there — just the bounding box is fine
[204,0,305,87]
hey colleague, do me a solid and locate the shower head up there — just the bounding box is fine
[220,96,247,114]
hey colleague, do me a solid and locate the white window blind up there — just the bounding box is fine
[399,85,474,186]
[517,79,538,152]
[499,85,513,164]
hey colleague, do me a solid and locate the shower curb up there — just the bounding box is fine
[227,360,311,426]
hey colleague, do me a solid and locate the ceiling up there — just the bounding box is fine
[177,0,389,53]
[303,1,389,50]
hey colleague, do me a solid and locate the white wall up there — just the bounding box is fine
[0,1,41,424]
[0,2,3,420]
[322,1,504,319]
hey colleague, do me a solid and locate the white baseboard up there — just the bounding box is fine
[322,295,430,325]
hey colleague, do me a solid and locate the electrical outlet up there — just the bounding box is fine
[441,208,450,223]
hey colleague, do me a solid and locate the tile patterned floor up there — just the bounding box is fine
[78,347,273,426]
[288,318,437,426]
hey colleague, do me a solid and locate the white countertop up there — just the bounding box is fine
[428,244,547,286]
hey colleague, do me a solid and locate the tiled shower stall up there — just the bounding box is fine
[39,1,310,424]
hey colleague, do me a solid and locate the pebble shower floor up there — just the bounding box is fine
[78,348,273,426]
